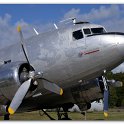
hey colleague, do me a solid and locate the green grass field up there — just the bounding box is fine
[0,109,124,120]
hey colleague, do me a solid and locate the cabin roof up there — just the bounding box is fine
[74,23,104,30]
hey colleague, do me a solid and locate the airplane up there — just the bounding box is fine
[0,17,123,120]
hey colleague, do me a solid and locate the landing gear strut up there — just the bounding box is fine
[40,109,55,120]
[57,107,71,120]
[39,108,71,120]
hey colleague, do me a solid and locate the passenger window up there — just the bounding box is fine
[73,29,84,40]
[83,29,91,35]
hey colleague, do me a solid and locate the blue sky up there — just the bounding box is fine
[0,4,110,25]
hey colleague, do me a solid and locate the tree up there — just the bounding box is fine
[109,87,118,107]
[106,72,124,107]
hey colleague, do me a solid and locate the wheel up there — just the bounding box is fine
[4,114,10,120]
[61,117,72,120]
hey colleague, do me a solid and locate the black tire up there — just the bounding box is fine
[4,114,10,120]
[61,117,72,120]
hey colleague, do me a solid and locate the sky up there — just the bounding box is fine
[0,4,110,24]
[0,4,124,73]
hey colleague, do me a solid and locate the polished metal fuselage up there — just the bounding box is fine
[0,23,124,112]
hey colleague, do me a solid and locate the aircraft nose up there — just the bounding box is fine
[100,32,124,63]
[115,33,124,44]
[101,32,124,51]
[115,33,124,56]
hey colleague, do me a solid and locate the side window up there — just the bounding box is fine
[91,28,106,34]
[83,28,91,35]
[73,29,84,40]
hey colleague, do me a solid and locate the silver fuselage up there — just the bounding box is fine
[0,23,124,112]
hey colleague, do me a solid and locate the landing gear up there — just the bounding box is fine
[56,108,71,120]
[81,111,87,120]
[39,108,71,120]
[40,109,55,120]
[4,114,10,120]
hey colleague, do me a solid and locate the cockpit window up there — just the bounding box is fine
[73,29,84,40]
[91,27,106,34]
[83,28,91,35]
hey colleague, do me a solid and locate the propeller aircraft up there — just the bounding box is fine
[0,18,123,120]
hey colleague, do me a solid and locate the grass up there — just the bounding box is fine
[0,108,124,120]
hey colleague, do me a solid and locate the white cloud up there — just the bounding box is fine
[112,63,124,73]
[64,5,121,22]
[101,19,124,32]
[0,14,54,49]
[0,14,33,48]
[64,8,80,19]
[0,14,16,48]
[82,5,120,21]
[0,13,11,26]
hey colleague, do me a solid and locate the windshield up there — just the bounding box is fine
[72,29,84,40]
[83,28,91,35]
[91,27,106,34]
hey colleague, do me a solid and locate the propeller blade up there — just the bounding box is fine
[8,79,31,115]
[42,80,63,95]
[107,80,123,87]
[101,76,109,118]
[103,89,109,117]
[17,26,30,66]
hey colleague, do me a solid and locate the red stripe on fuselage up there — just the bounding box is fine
[84,49,99,55]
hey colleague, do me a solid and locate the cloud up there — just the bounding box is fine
[0,14,54,49]
[0,14,33,48]
[64,8,80,19]
[112,64,124,73]
[64,5,121,22]
[0,14,17,48]
[82,5,120,21]
[0,13,11,26]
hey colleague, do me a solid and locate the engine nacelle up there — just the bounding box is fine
[71,79,103,111]
[0,61,31,101]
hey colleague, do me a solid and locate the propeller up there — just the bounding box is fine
[8,79,31,114]
[103,89,109,118]
[102,76,109,118]
[8,26,63,115]
[17,26,31,67]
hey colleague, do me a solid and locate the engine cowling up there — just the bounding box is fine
[71,79,103,111]
[0,61,32,102]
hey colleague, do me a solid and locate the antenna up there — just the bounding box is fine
[72,18,76,24]
[59,17,76,24]
[54,23,58,29]
[33,28,39,35]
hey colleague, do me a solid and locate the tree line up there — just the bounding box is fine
[106,72,124,108]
